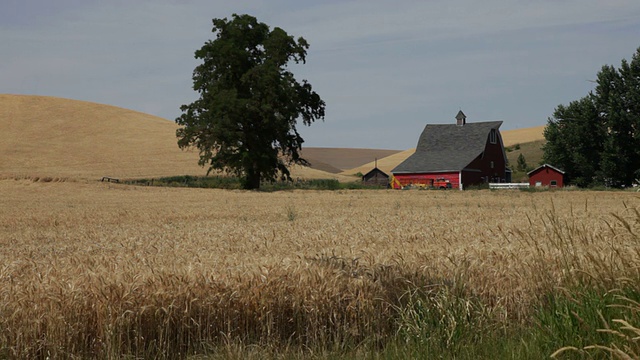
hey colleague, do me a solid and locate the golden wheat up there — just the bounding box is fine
[0,179,638,358]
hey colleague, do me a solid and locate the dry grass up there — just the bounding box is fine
[506,139,546,181]
[0,94,204,180]
[0,179,638,358]
[501,125,546,147]
[0,94,355,182]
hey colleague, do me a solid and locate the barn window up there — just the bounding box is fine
[490,161,494,169]
[550,180,557,187]
[489,129,497,144]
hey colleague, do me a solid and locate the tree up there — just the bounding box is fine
[176,14,325,189]
[543,96,603,187]
[516,153,528,172]
[543,47,640,187]
[596,59,640,187]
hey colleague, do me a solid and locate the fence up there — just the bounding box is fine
[489,183,529,189]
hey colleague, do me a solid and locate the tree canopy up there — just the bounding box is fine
[176,14,325,189]
[543,47,640,187]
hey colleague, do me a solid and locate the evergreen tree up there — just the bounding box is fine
[516,153,528,172]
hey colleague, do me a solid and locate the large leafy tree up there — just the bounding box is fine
[176,14,325,189]
[543,47,640,187]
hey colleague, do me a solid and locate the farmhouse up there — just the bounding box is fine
[528,164,564,188]
[391,111,507,190]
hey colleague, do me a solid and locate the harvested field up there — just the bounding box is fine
[0,179,638,358]
[500,125,545,147]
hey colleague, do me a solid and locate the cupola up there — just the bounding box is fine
[455,110,466,126]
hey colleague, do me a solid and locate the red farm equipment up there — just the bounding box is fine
[390,175,452,190]
[432,178,452,189]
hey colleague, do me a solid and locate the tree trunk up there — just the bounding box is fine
[243,168,261,190]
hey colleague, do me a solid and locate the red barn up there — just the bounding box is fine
[527,164,564,188]
[391,111,507,190]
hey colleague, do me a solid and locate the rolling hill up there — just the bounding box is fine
[500,126,546,147]
[300,147,402,173]
[0,95,356,182]
[0,94,546,182]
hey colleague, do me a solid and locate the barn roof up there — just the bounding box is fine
[392,121,503,173]
[527,164,565,175]
[363,167,389,178]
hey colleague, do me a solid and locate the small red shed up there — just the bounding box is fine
[528,164,565,188]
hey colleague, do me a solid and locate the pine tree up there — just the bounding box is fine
[516,153,528,172]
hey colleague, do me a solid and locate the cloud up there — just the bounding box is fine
[2,0,640,148]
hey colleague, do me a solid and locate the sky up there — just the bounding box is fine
[2,1,640,149]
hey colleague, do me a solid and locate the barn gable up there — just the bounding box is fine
[392,121,503,174]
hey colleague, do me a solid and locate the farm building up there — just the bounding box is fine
[391,111,507,190]
[527,164,564,188]
[362,167,389,187]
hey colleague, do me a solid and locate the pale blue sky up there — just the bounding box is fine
[2,0,640,149]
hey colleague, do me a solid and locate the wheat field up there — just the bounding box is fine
[1,95,635,358]
[1,179,638,358]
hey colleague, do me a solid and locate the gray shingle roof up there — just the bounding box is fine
[392,121,503,173]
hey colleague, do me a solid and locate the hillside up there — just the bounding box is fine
[340,149,415,176]
[0,94,546,182]
[300,148,401,173]
[0,95,356,182]
[501,126,545,147]
[505,140,546,182]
